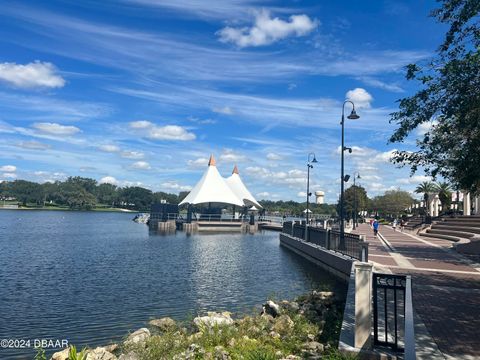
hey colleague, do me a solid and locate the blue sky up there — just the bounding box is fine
[0,0,444,202]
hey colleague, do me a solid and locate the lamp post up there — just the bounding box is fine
[340,101,360,249]
[306,152,318,240]
[353,172,361,230]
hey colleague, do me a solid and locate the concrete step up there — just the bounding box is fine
[437,220,480,226]
[427,228,476,238]
[420,232,463,242]
[432,224,480,234]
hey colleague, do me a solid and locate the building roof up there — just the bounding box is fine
[179,155,244,207]
[225,166,262,208]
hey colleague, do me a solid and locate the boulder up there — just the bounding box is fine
[281,300,299,313]
[148,317,176,332]
[272,315,294,334]
[193,312,234,330]
[51,348,69,360]
[262,300,281,317]
[124,328,150,346]
[301,341,324,358]
[118,352,139,360]
[104,344,118,353]
[86,347,117,360]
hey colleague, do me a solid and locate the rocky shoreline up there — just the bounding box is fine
[50,290,349,360]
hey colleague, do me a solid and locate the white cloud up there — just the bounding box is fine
[130,161,151,170]
[99,144,121,152]
[297,191,307,197]
[397,175,432,185]
[161,181,192,192]
[129,120,152,129]
[33,122,81,136]
[99,176,119,185]
[416,120,438,136]
[129,121,196,141]
[16,140,51,150]
[121,150,145,159]
[356,76,403,93]
[187,157,209,168]
[266,152,283,161]
[0,165,17,172]
[245,166,306,187]
[345,88,373,109]
[212,106,233,115]
[217,10,318,47]
[219,149,247,163]
[257,191,270,198]
[0,61,65,88]
[2,173,17,179]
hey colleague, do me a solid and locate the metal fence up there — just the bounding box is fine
[372,273,415,358]
[282,222,368,261]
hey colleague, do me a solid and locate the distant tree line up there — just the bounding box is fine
[0,177,188,211]
[1,177,425,218]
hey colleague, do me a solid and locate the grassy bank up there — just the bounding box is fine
[49,290,355,360]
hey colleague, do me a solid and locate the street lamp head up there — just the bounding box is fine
[344,174,350,182]
[357,173,361,179]
[347,108,360,120]
[312,156,318,163]
[308,152,317,164]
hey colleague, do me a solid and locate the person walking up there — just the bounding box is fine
[373,219,379,237]
[392,218,397,231]
[400,219,405,232]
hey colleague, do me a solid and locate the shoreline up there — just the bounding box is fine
[0,206,139,213]
[48,290,349,360]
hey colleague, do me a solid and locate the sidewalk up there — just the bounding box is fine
[353,223,480,359]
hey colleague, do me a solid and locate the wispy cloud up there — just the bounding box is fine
[33,122,81,136]
[129,120,196,141]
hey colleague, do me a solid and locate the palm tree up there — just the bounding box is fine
[415,181,435,214]
[435,182,452,212]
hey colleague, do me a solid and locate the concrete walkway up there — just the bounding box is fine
[352,223,480,360]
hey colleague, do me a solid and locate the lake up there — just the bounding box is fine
[0,210,344,359]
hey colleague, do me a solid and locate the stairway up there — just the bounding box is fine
[420,216,480,254]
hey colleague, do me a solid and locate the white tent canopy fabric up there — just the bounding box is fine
[179,155,260,208]
[225,165,262,209]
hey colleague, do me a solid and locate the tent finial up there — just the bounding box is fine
[208,154,216,166]
[232,165,239,174]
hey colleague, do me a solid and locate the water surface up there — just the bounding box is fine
[0,210,344,359]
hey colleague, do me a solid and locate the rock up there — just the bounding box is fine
[51,348,69,360]
[118,352,139,360]
[307,334,315,341]
[213,345,230,360]
[124,328,150,346]
[262,300,281,317]
[193,312,234,330]
[148,317,176,332]
[301,341,324,357]
[272,315,294,334]
[269,331,280,339]
[86,347,117,360]
[174,343,206,360]
[104,344,118,353]
[281,300,299,313]
[260,313,274,322]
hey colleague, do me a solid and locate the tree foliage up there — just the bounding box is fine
[389,0,480,193]
[336,185,368,221]
[370,190,414,217]
[0,177,182,211]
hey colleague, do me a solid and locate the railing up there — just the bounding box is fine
[283,222,368,261]
[372,273,415,358]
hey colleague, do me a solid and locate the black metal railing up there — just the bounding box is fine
[282,223,368,261]
[373,273,415,358]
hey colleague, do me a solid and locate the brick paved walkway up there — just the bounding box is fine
[353,223,480,359]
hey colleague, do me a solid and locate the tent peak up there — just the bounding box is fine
[232,165,239,174]
[208,154,216,166]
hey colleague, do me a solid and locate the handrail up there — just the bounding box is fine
[404,276,416,360]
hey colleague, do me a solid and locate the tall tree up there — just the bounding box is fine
[336,185,368,221]
[371,190,414,217]
[389,0,480,194]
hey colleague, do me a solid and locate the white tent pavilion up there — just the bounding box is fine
[303,209,312,213]
[179,155,244,207]
[225,165,262,209]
